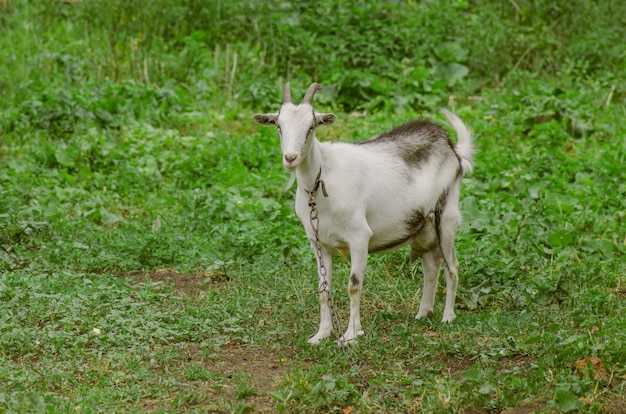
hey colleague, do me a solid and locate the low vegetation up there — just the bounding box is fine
[1,0,625,412]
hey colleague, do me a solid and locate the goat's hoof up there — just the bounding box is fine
[441,312,456,323]
[338,330,364,346]
[308,332,331,345]
[415,310,434,320]
[338,337,355,346]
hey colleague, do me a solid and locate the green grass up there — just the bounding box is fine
[1,1,625,412]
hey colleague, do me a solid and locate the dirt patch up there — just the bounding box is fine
[441,353,536,376]
[611,286,626,300]
[210,344,293,412]
[119,268,230,295]
[134,343,292,413]
[606,395,626,414]
[497,354,536,372]
[440,355,476,376]
[500,405,546,414]
[216,345,291,385]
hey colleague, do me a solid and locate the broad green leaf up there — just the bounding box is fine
[555,389,584,412]
[436,63,469,86]
[548,229,575,247]
[460,367,482,383]
[55,147,77,168]
[435,41,469,62]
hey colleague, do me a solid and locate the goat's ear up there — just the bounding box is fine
[253,113,278,125]
[315,112,336,126]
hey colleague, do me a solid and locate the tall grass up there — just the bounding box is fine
[1,0,624,110]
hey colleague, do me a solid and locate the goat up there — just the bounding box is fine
[253,83,474,344]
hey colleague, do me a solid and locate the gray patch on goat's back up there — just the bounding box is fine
[353,119,455,167]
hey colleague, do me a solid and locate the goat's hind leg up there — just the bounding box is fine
[342,239,370,344]
[438,203,461,323]
[439,233,459,323]
[309,245,334,345]
[415,248,442,320]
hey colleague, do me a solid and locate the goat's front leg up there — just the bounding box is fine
[342,240,369,344]
[309,244,334,345]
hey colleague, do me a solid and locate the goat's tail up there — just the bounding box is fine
[441,108,475,175]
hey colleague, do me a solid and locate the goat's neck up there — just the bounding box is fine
[296,136,323,193]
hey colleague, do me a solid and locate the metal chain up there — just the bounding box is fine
[305,169,369,388]
[307,191,344,346]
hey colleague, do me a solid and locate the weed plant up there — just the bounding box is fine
[1,0,625,412]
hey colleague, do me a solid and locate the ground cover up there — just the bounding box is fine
[1,1,625,412]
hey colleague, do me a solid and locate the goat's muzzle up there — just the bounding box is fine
[283,152,298,170]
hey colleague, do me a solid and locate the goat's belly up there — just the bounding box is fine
[322,229,436,256]
[368,221,438,254]
[368,235,414,253]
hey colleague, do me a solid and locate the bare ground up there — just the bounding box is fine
[118,268,230,295]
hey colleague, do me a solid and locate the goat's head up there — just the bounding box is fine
[254,83,336,171]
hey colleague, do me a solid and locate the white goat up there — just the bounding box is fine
[254,83,474,344]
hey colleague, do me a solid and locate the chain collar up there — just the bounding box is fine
[304,167,328,200]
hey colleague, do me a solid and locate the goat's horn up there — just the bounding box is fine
[283,82,292,104]
[302,83,322,105]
